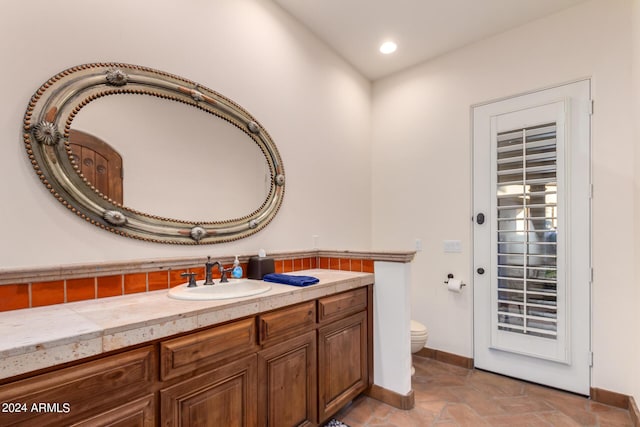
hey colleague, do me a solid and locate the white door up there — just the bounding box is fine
[473,80,591,395]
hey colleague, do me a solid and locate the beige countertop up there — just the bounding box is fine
[0,269,373,381]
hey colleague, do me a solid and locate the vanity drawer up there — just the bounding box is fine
[318,287,367,324]
[258,301,316,345]
[0,346,154,427]
[160,317,258,380]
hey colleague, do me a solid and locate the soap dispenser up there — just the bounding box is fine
[232,255,243,279]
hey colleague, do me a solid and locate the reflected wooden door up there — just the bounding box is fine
[69,129,123,204]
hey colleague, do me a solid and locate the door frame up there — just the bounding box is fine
[471,79,592,395]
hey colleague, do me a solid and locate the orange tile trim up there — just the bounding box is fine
[31,280,64,307]
[0,253,387,313]
[0,284,29,311]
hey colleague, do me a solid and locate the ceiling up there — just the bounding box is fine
[272,0,589,80]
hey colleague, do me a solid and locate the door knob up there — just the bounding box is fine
[476,213,485,224]
[477,267,485,275]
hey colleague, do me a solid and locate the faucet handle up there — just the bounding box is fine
[181,272,198,287]
[219,265,232,283]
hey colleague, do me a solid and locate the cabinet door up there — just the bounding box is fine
[257,330,317,427]
[160,354,257,427]
[317,311,368,422]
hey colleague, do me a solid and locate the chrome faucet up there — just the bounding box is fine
[204,256,221,286]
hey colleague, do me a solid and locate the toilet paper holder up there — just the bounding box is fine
[444,273,466,287]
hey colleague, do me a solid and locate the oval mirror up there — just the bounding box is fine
[23,63,285,244]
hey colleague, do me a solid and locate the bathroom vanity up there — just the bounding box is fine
[0,270,372,426]
[5,61,417,426]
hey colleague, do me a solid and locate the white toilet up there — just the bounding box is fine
[410,320,429,375]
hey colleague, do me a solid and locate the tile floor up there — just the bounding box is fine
[334,355,633,426]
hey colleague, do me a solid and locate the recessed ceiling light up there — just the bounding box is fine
[379,41,397,55]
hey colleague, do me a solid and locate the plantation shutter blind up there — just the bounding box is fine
[495,123,558,339]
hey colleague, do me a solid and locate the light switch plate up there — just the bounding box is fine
[443,240,462,253]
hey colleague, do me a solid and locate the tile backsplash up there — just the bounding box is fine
[0,253,377,312]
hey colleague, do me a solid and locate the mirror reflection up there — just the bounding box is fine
[70,95,270,221]
[24,63,285,244]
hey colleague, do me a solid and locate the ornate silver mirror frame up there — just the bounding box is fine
[23,63,285,244]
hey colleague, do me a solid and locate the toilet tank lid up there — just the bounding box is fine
[411,320,428,333]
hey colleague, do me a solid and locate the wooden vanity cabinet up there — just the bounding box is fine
[317,288,370,423]
[158,302,320,427]
[0,346,155,427]
[0,285,372,427]
[159,317,259,427]
[257,301,318,427]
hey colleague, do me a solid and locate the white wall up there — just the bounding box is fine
[632,0,640,409]
[372,0,637,397]
[0,0,372,268]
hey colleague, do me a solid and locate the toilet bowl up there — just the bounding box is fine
[410,320,428,375]
[411,320,428,353]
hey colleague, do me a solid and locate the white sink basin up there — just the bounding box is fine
[168,279,271,301]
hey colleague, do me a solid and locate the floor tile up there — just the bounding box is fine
[334,356,634,426]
